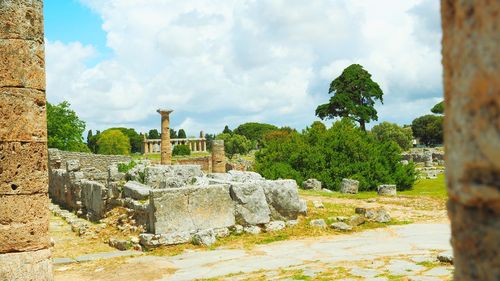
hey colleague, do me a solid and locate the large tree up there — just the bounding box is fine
[148,129,160,139]
[431,101,444,114]
[411,115,444,146]
[233,122,278,143]
[371,122,413,151]
[177,129,187,139]
[315,64,383,131]
[108,127,142,153]
[47,101,89,152]
[216,133,253,159]
[97,129,131,155]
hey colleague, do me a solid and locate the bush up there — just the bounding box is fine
[118,161,137,173]
[255,119,416,191]
[371,122,413,151]
[172,144,191,156]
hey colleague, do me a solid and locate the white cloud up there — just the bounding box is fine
[45,0,443,135]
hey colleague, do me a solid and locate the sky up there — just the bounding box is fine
[44,0,443,137]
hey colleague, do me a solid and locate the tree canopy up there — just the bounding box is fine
[177,129,187,139]
[216,133,253,159]
[148,129,160,139]
[431,101,444,114]
[411,115,443,146]
[233,122,278,143]
[47,101,89,152]
[97,129,131,155]
[371,122,413,151]
[222,125,232,134]
[315,64,383,131]
[107,127,142,153]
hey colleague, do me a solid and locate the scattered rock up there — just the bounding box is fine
[123,181,151,200]
[139,232,192,248]
[213,227,230,238]
[365,208,391,223]
[312,200,324,209]
[243,225,261,235]
[232,225,244,235]
[321,188,333,193]
[330,222,352,231]
[340,178,359,194]
[192,229,216,246]
[230,182,271,225]
[349,215,365,226]
[286,220,298,227]
[108,238,131,251]
[377,184,397,196]
[302,179,322,190]
[329,216,348,222]
[264,221,286,232]
[437,252,453,264]
[355,207,366,215]
[130,236,140,244]
[263,180,305,220]
[309,219,327,228]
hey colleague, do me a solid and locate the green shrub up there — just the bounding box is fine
[97,129,131,155]
[172,144,191,156]
[216,133,253,159]
[117,161,137,173]
[371,121,413,151]
[255,119,417,191]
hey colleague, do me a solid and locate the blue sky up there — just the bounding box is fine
[44,0,443,136]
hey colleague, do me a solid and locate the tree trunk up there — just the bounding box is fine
[359,120,366,131]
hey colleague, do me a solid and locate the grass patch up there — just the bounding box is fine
[299,189,378,200]
[400,173,447,199]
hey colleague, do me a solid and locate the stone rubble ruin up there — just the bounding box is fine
[47,149,307,248]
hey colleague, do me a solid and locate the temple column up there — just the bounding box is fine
[441,1,499,279]
[157,109,173,164]
[212,140,226,173]
[144,141,149,154]
[0,0,53,279]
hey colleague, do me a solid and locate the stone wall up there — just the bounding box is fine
[441,1,499,280]
[0,0,52,279]
[175,156,212,173]
[49,148,131,172]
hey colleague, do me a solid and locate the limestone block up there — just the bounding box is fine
[230,182,270,225]
[302,178,322,190]
[0,219,49,253]
[309,219,327,228]
[0,0,44,42]
[340,178,359,194]
[145,165,203,188]
[123,181,151,200]
[0,248,52,281]
[227,170,263,183]
[65,159,80,172]
[0,38,45,90]
[139,232,191,248]
[330,222,352,231]
[0,193,48,225]
[192,229,216,246]
[243,225,261,234]
[377,184,397,196]
[150,185,235,234]
[0,141,47,195]
[0,88,46,142]
[80,180,107,220]
[365,208,391,223]
[263,179,304,220]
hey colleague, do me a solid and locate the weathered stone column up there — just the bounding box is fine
[143,139,149,154]
[212,140,226,173]
[0,0,53,280]
[441,1,499,280]
[157,109,173,164]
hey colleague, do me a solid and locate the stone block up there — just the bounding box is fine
[0,88,46,142]
[150,185,235,234]
[65,159,80,172]
[0,219,49,253]
[0,0,44,42]
[340,178,359,194]
[264,220,286,232]
[302,178,322,190]
[0,248,52,281]
[139,232,192,248]
[123,181,151,200]
[377,184,397,196]
[0,141,48,195]
[263,180,304,220]
[0,38,45,90]
[227,170,263,182]
[0,193,48,225]
[192,229,216,246]
[81,180,107,220]
[145,165,203,188]
[230,182,270,225]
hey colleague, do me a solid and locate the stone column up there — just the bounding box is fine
[212,140,226,173]
[202,140,207,152]
[441,1,499,280]
[144,140,149,154]
[0,0,53,280]
[157,109,173,164]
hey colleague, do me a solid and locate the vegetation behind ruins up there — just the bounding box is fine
[254,119,417,191]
